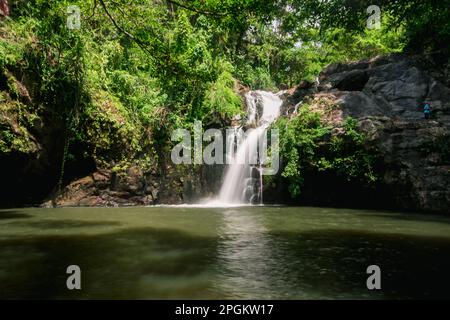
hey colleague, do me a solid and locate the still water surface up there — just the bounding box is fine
[1,206,450,299]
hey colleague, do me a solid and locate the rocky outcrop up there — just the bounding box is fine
[283,54,450,214]
[43,163,224,207]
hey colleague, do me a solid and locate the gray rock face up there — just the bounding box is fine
[313,54,450,214]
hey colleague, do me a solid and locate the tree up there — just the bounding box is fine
[0,0,9,17]
[288,0,450,52]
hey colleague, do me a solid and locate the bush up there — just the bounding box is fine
[202,62,243,122]
[274,108,378,198]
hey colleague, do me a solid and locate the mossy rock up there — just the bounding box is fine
[0,97,39,154]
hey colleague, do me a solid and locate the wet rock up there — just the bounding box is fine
[46,160,225,207]
[330,69,369,91]
[282,54,450,214]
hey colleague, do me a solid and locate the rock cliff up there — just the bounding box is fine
[281,54,450,214]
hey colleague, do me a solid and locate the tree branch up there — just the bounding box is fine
[166,0,227,17]
[87,0,98,20]
[98,0,154,56]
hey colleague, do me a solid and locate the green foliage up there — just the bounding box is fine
[0,38,23,71]
[274,108,378,198]
[202,62,243,122]
[225,3,406,88]
[274,106,329,196]
[234,62,277,90]
[0,100,38,154]
[78,90,142,162]
[383,0,450,52]
[320,23,405,64]
[328,117,378,184]
[2,0,412,141]
[291,0,450,53]
[107,70,167,127]
[0,0,439,191]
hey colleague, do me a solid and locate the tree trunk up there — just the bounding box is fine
[0,0,9,17]
[166,0,175,20]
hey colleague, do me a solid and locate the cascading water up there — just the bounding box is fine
[218,91,283,205]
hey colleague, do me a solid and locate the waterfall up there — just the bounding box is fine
[217,91,282,205]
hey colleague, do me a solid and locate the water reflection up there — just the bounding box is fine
[214,208,450,299]
[215,209,289,299]
[1,207,450,299]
